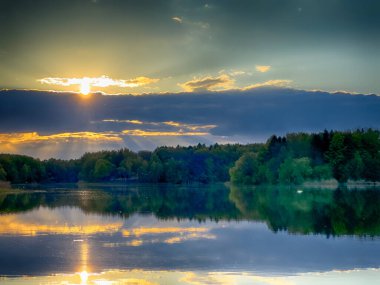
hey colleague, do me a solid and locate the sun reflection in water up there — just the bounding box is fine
[78,240,90,284]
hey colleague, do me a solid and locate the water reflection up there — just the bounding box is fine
[1,184,380,237]
[0,184,379,281]
[229,185,380,236]
[0,207,122,236]
[80,240,89,280]
[2,268,380,285]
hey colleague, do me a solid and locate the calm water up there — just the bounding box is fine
[0,183,379,284]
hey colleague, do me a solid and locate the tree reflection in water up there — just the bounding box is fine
[0,184,379,237]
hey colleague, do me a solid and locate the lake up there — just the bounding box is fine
[0,183,379,284]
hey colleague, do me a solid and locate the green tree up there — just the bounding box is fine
[140,154,164,182]
[326,133,349,182]
[279,157,312,185]
[165,158,185,184]
[347,151,364,180]
[0,165,7,181]
[312,164,333,181]
[93,159,115,181]
[20,164,32,183]
[230,153,261,184]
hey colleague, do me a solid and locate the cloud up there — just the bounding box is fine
[256,65,271,73]
[219,69,252,77]
[243,79,292,90]
[0,131,125,159]
[118,279,158,285]
[102,119,144,125]
[38,75,159,89]
[172,16,183,23]
[122,129,209,137]
[0,131,122,144]
[180,272,236,285]
[101,119,216,131]
[125,77,159,87]
[1,88,380,159]
[127,240,143,247]
[179,75,234,92]
[171,16,209,29]
[163,121,217,131]
[229,70,247,76]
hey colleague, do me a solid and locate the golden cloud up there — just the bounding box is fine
[180,272,236,285]
[255,65,271,73]
[100,120,216,132]
[243,79,292,90]
[38,75,159,88]
[119,279,159,285]
[163,121,217,131]
[0,131,122,144]
[163,121,181,127]
[179,74,234,92]
[230,70,246,76]
[122,129,208,137]
[102,119,144,125]
[127,239,144,247]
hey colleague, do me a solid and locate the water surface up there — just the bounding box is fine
[0,183,379,284]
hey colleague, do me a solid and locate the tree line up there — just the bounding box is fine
[0,129,379,185]
[230,129,380,184]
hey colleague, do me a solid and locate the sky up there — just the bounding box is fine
[0,0,379,158]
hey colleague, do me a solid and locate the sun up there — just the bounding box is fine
[80,79,91,95]
[80,270,89,283]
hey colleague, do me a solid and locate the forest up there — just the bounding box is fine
[0,129,379,185]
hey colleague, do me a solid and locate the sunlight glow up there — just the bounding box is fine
[80,271,88,284]
[0,131,123,144]
[38,75,159,93]
[80,79,91,95]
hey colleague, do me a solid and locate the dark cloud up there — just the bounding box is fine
[1,88,379,138]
